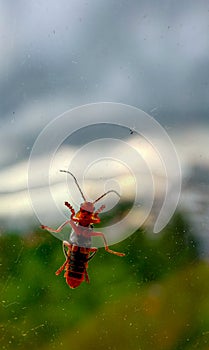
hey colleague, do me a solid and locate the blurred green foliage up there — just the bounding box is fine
[0,209,209,350]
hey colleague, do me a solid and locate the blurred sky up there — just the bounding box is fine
[0,1,209,244]
[1,0,209,163]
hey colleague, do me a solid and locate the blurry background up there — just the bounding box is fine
[0,1,209,349]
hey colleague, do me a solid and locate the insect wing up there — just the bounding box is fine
[69,227,92,248]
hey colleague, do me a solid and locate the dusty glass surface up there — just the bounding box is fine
[0,2,209,349]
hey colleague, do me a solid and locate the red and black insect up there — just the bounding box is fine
[41,170,125,289]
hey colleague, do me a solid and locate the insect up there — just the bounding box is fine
[129,127,136,135]
[41,170,125,289]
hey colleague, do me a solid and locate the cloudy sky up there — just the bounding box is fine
[1,1,209,128]
[0,1,208,247]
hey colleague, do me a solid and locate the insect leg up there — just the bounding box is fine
[90,231,125,257]
[95,204,105,215]
[92,205,106,224]
[63,240,72,258]
[55,241,72,276]
[64,201,77,220]
[69,219,81,234]
[87,249,97,261]
[55,260,68,276]
[41,220,71,233]
[84,269,90,283]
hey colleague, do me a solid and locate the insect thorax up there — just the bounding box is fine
[69,226,92,248]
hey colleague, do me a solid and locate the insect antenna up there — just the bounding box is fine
[60,170,86,201]
[93,190,121,204]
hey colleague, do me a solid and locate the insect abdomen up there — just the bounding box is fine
[64,247,89,289]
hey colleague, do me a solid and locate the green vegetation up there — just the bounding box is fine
[0,210,209,350]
